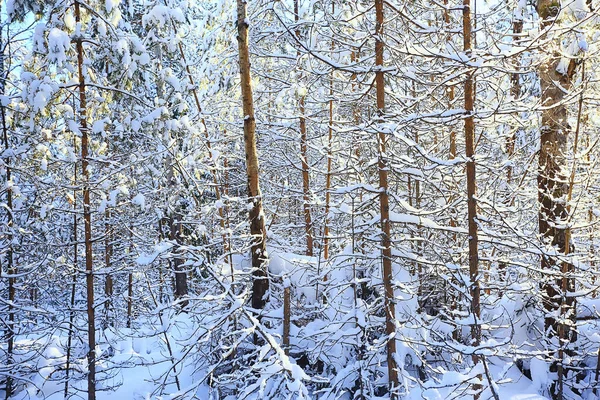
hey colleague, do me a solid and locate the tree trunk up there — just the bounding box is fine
[1,9,15,395]
[294,0,314,257]
[65,140,78,398]
[323,2,334,262]
[74,2,96,399]
[104,210,113,327]
[170,213,188,308]
[236,0,269,310]
[374,0,399,396]
[536,1,578,397]
[463,0,481,395]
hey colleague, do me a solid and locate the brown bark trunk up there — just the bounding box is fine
[323,4,335,262]
[237,0,269,310]
[374,0,398,396]
[283,284,290,355]
[463,0,481,393]
[295,0,314,257]
[536,5,578,397]
[1,15,15,396]
[74,3,96,399]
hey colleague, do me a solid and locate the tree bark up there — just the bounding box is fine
[65,138,78,398]
[294,0,314,257]
[374,0,399,396]
[237,0,269,310]
[536,3,578,397]
[104,209,113,327]
[74,2,96,399]
[463,0,481,394]
[1,8,15,396]
[170,213,188,308]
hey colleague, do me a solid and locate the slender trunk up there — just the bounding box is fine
[223,156,234,270]
[507,17,523,184]
[294,0,314,256]
[283,284,290,355]
[74,3,96,399]
[104,210,113,327]
[374,0,398,396]
[127,220,134,328]
[237,0,269,310]
[65,138,78,398]
[444,1,461,333]
[170,213,188,308]
[1,11,15,396]
[463,0,481,394]
[323,3,335,262]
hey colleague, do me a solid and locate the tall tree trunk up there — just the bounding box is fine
[104,210,113,327]
[463,0,481,393]
[294,0,314,256]
[237,0,269,310]
[507,15,523,185]
[127,214,134,328]
[374,0,399,396]
[536,1,578,397]
[74,3,96,399]
[0,8,15,396]
[65,138,78,398]
[323,2,335,262]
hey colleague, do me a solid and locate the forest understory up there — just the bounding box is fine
[2,0,600,399]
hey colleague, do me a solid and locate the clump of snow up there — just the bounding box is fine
[47,28,70,66]
[530,357,550,392]
[143,5,185,28]
[106,0,121,13]
[132,193,145,209]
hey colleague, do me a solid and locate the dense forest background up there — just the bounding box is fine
[1,0,600,399]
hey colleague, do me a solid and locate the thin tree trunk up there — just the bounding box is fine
[294,0,314,256]
[463,0,481,394]
[1,10,15,395]
[374,0,398,396]
[444,1,461,334]
[236,0,269,310]
[74,2,96,399]
[283,284,290,355]
[506,16,523,185]
[104,209,113,327]
[170,213,188,308]
[127,219,134,328]
[65,137,78,398]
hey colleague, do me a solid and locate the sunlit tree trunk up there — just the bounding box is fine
[237,0,269,310]
[374,0,399,395]
[463,0,481,394]
[294,0,314,256]
[536,0,578,396]
[74,2,96,399]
